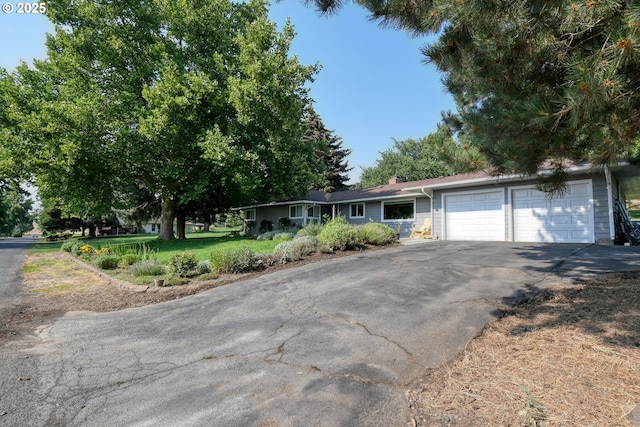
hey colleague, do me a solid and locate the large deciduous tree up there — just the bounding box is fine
[3,0,318,240]
[310,0,640,189]
[0,184,33,237]
[358,127,485,187]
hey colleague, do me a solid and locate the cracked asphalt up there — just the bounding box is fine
[3,240,640,426]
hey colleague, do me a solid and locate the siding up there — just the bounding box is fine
[334,197,430,237]
[251,205,289,233]
[591,174,611,242]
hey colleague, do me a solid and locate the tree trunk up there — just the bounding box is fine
[158,196,176,241]
[176,214,186,240]
[88,225,96,238]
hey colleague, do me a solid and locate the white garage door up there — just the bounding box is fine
[444,190,505,241]
[511,180,594,243]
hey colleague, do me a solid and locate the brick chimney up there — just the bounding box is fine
[388,176,404,185]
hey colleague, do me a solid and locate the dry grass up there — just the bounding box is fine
[407,273,640,426]
[23,252,109,295]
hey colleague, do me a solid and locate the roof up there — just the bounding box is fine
[235,161,640,209]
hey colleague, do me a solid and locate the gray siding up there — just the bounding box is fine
[591,174,611,242]
[333,197,430,237]
[249,172,614,242]
[250,205,289,234]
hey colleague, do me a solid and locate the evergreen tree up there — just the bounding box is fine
[303,106,352,192]
[309,0,640,190]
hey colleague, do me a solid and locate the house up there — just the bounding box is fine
[236,162,640,244]
[139,220,207,234]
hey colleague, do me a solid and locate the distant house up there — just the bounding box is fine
[234,162,640,244]
[140,220,206,234]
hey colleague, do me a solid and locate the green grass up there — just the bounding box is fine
[628,210,640,221]
[30,228,279,262]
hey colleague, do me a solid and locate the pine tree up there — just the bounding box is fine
[309,0,640,189]
[303,106,352,192]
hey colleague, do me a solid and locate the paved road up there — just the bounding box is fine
[3,241,640,426]
[0,237,40,426]
[0,237,35,311]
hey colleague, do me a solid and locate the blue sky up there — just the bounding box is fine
[0,1,456,183]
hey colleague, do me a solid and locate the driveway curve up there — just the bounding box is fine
[6,241,640,426]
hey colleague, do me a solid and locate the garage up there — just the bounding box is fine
[510,180,594,243]
[443,190,505,241]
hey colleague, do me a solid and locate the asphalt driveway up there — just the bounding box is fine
[5,241,640,426]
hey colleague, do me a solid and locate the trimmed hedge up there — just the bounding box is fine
[318,218,359,250]
[357,222,396,246]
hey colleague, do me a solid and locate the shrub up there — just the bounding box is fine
[196,260,211,275]
[296,222,324,237]
[259,219,273,233]
[129,260,166,277]
[317,218,359,250]
[94,254,120,270]
[256,252,288,267]
[256,231,275,241]
[210,247,257,274]
[168,252,198,277]
[120,253,141,266]
[275,236,320,261]
[357,222,396,246]
[78,244,95,260]
[61,240,77,252]
[278,217,292,229]
[196,272,219,281]
[273,232,295,241]
[109,241,156,260]
[70,241,84,256]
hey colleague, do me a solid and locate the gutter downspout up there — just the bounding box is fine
[421,188,434,238]
[605,165,615,241]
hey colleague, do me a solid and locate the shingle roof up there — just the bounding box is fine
[238,161,606,209]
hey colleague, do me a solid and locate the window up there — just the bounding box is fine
[383,200,415,221]
[151,223,155,232]
[350,203,365,218]
[308,205,320,219]
[290,205,303,218]
[244,209,256,221]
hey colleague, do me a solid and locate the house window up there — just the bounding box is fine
[290,205,303,218]
[151,223,155,232]
[307,205,320,219]
[383,200,415,221]
[244,209,256,221]
[350,203,365,218]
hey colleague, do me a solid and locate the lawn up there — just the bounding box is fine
[30,228,280,262]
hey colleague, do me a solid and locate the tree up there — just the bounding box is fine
[0,185,33,236]
[310,0,640,190]
[358,127,486,187]
[3,0,318,240]
[302,105,352,192]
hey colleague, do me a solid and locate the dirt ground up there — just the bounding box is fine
[5,250,640,426]
[406,273,640,427]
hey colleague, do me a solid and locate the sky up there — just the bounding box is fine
[0,1,457,184]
